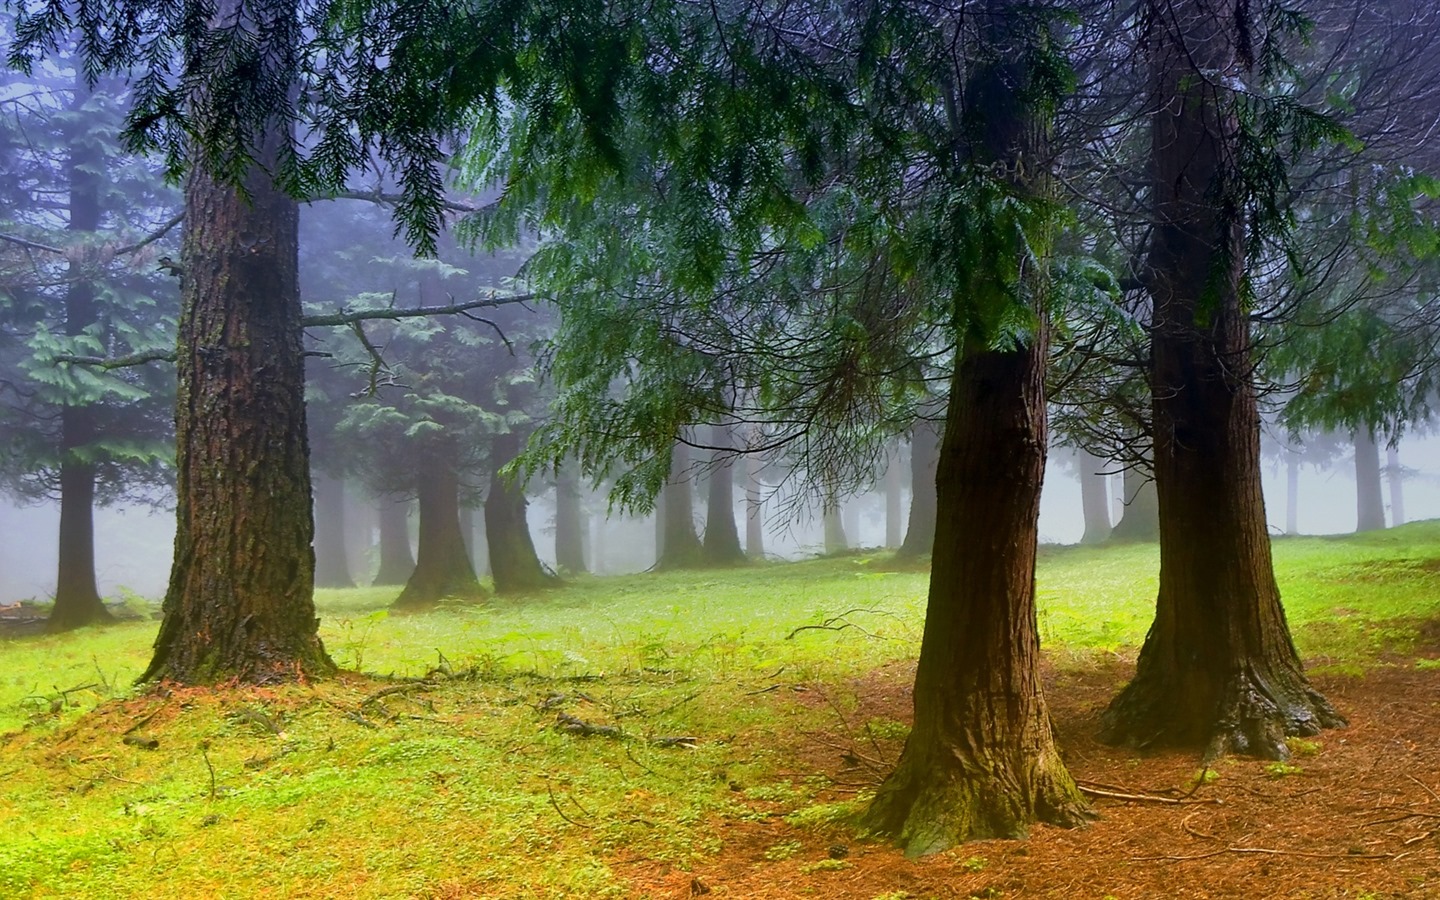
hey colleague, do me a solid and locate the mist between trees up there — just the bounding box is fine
[3,0,1440,853]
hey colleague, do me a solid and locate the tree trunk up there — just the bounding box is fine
[822,499,848,554]
[49,79,112,634]
[486,431,560,594]
[864,339,1090,852]
[1354,428,1385,532]
[373,496,416,586]
[1109,463,1159,541]
[1077,449,1112,545]
[897,418,940,557]
[743,453,765,558]
[555,461,588,574]
[313,473,355,588]
[657,441,704,569]
[884,440,904,549]
[143,68,333,681]
[1285,449,1300,536]
[1100,0,1341,759]
[702,424,746,565]
[394,457,484,608]
[863,1,1090,852]
[1387,444,1405,527]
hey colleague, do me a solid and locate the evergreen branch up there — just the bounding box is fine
[52,349,177,369]
[330,190,499,216]
[299,293,537,327]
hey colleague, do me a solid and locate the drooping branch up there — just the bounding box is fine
[51,293,539,369]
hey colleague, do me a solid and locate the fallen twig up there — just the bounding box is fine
[1133,846,1392,862]
[556,712,622,738]
[545,780,592,829]
[1077,783,1222,806]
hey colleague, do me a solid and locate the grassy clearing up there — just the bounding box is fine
[4,522,1440,898]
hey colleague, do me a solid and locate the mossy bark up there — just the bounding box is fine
[143,108,333,682]
[1100,0,1341,759]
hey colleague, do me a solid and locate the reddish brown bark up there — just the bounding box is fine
[1100,0,1340,759]
[143,119,332,682]
[863,0,1089,851]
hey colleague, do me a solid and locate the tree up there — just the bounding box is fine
[1074,448,1112,544]
[485,429,561,593]
[896,418,940,558]
[0,58,177,632]
[701,423,746,565]
[656,441,705,569]
[1099,0,1342,758]
[553,461,588,574]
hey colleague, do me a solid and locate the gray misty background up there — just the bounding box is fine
[4,434,1435,603]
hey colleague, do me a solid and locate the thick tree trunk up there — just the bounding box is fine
[897,418,940,557]
[1109,463,1159,541]
[313,473,355,588]
[394,458,484,608]
[743,453,765,558]
[1100,0,1341,759]
[1354,428,1385,532]
[657,442,704,569]
[373,496,416,586]
[864,338,1090,852]
[884,440,904,549]
[50,83,112,634]
[143,88,333,681]
[486,431,560,594]
[863,1,1090,852]
[555,461,588,574]
[702,424,746,565]
[1387,445,1405,527]
[1077,449,1112,545]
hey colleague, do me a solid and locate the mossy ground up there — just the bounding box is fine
[5,523,1440,897]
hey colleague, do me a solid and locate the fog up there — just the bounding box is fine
[4,433,1437,605]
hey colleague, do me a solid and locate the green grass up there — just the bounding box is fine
[4,521,1440,898]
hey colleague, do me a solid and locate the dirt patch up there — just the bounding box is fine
[617,660,1440,899]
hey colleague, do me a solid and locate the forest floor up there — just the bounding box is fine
[5,525,1440,898]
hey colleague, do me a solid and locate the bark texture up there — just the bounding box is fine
[864,338,1090,853]
[702,424,746,565]
[394,458,484,608]
[373,496,416,586]
[312,473,355,588]
[485,431,560,594]
[863,0,1090,851]
[1100,0,1341,759]
[897,419,940,557]
[143,114,333,681]
[1077,449,1112,545]
[50,85,112,634]
[555,461,588,574]
[1354,428,1385,532]
[657,442,704,569]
